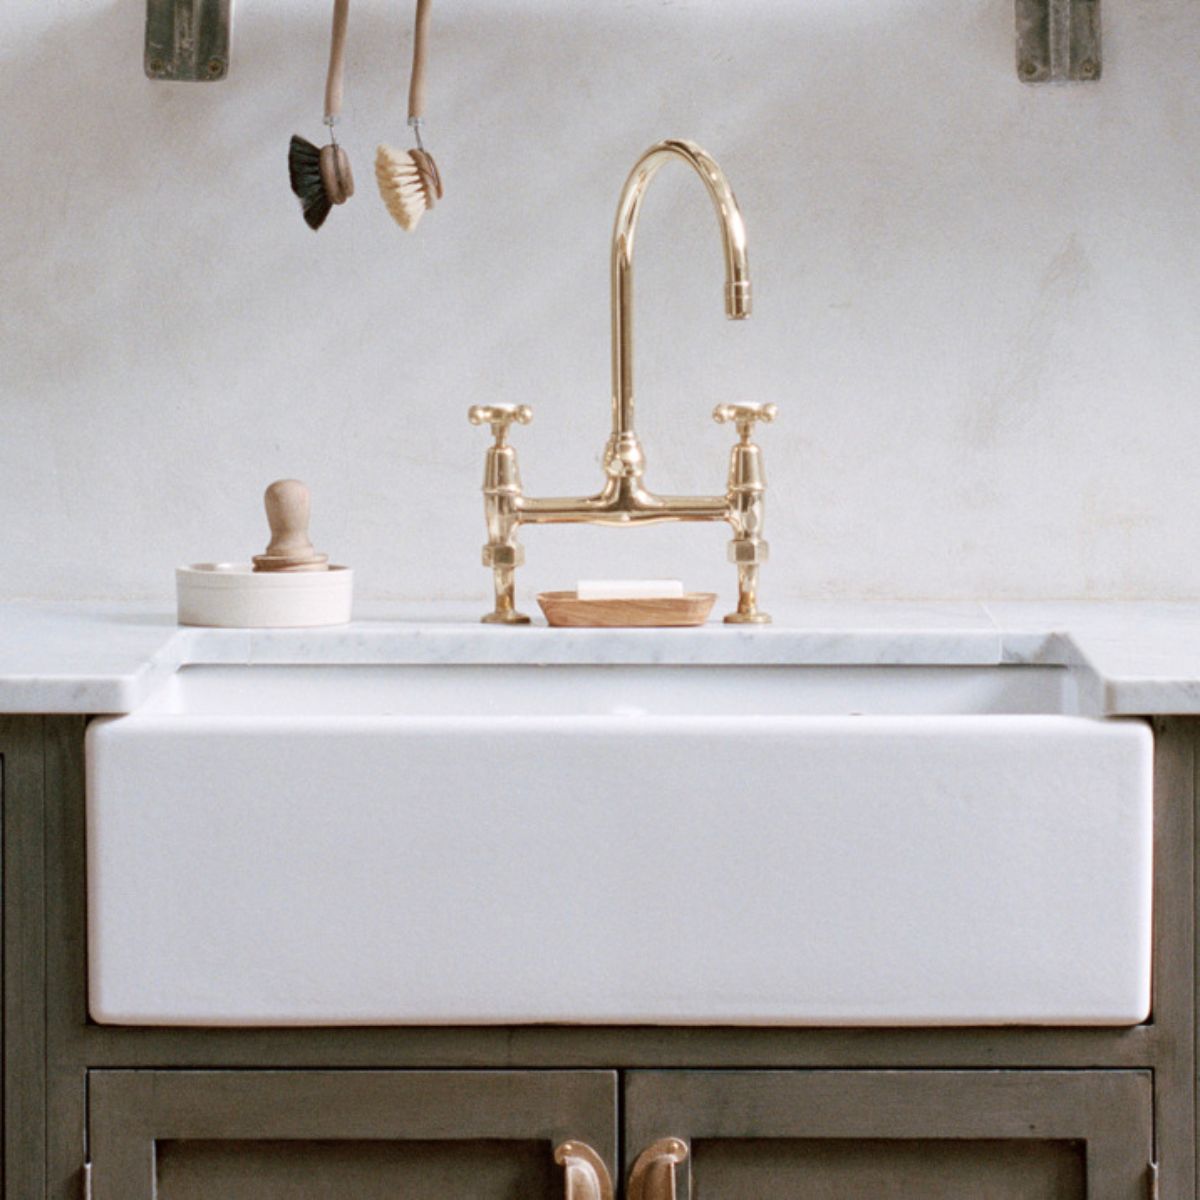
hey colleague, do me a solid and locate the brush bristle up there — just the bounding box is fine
[289,135,333,231]
[375,145,432,231]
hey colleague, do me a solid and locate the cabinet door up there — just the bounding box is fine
[89,1069,617,1200]
[625,1070,1153,1200]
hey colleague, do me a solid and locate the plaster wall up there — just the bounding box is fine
[2,0,1198,604]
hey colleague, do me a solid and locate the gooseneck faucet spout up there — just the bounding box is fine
[468,139,777,627]
[611,139,752,447]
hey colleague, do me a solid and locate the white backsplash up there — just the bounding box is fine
[2,0,1198,603]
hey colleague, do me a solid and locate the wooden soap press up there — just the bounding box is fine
[252,480,330,573]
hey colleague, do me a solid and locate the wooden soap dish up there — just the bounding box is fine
[537,591,716,628]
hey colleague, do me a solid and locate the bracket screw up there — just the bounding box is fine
[207,57,225,77]
[1019,58,1039,79]
[1078,58,1098,78]
[148,57,166,74]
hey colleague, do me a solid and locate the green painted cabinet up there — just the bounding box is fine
[0,717,1195,1199]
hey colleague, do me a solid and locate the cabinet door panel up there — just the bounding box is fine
[625,1070,1152,1200]
[156,1138,558,1199]
[90,1069,617,1200]
[692,1137,1084,1199]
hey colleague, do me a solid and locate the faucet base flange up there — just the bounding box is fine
[482,610,531,625]
[724,611,772,625]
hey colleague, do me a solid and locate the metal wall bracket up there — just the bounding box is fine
[1016,0,1100,82]
[145,0,232,82]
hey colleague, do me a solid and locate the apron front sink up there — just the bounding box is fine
[86,663,1152,1026]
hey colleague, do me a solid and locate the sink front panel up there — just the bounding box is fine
[86,668,1152,1027]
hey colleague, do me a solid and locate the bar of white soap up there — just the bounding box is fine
[576,579,685,600]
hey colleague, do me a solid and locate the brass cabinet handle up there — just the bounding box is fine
[628,1137,689,1200]
[554,1140,614,1200]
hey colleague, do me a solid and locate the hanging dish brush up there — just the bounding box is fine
[375,0,443,231]
[288,0,355,231]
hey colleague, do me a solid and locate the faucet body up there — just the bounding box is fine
[469,139,776,625]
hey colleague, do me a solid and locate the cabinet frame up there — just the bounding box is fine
[1,715,49,1200]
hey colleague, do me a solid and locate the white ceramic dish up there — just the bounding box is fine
[175,563,353,628]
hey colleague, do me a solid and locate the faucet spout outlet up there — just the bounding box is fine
[467,142,778,626]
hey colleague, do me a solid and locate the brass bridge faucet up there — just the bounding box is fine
[468,139,777,626]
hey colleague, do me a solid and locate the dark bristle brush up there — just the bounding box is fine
[289,0,354,231]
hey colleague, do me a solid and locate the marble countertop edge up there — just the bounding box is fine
[4,600,1200,715]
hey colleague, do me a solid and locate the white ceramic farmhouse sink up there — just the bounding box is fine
[86,664,1152,1027]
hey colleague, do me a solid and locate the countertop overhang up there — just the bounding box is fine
[3,600,1200,716]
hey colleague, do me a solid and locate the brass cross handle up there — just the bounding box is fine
[713,402,778,442]
[554,1141,614,1200]
[628,1137,689,1200]
[468,404,533,446]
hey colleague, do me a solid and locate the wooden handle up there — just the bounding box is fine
[253,480,329,572]
[408,0,432,121]
[324,0,351,122]
[264,479,314,557]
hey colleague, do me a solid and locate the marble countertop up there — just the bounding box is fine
[3,600,1200,716]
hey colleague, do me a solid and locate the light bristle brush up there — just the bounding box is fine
[376,0,443,231]
[289,0,354,231]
